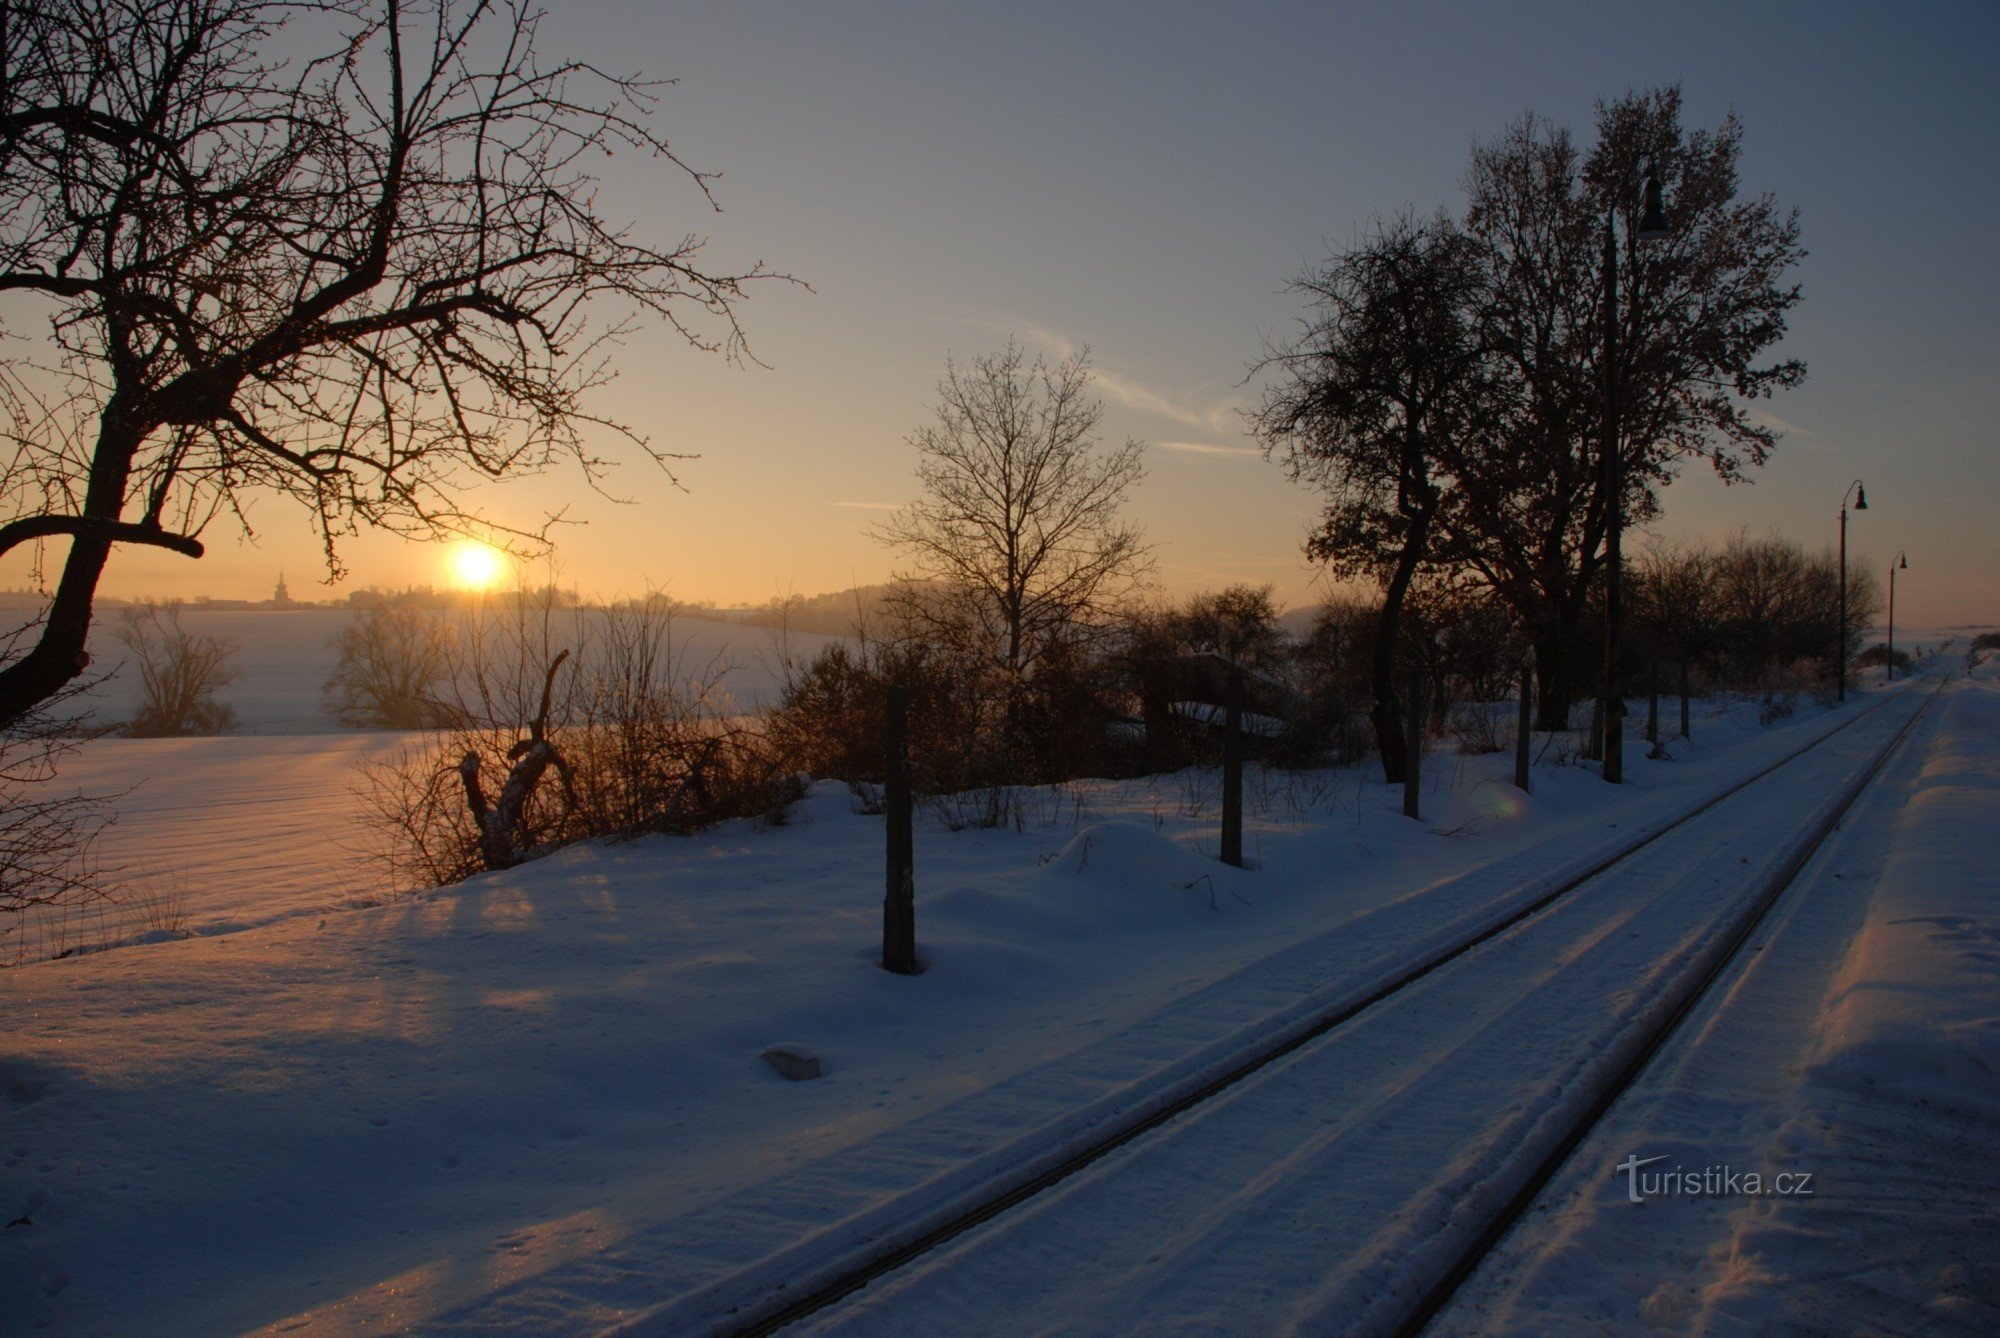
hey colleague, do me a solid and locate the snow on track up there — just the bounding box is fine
[782,691,1934,1336]
[3,662,1983,1336]
[1439,670,2000,1335]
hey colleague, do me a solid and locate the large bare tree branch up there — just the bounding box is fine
[0,514,203,560]
[0,0,793,725]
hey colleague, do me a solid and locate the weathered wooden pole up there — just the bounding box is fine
[1646,659,1660,747]
[882,685,918,974]
[1220,667,1244,868]
[1403,667,1423,821]
[1514,664,1532,793]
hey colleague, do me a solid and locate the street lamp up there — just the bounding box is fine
[1838,479,1867,701]
[1599,160,1672,784]
[1887,551,1907,682]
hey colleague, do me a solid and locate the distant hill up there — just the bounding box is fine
[727,583,907,638]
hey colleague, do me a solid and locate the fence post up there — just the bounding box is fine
[1403,667,1423,821]
[1514,664,1532,793]
[1680,661,1691,740]
[1221,667,1244,868]
[1646,659,1660,746]
[883,686,918,975]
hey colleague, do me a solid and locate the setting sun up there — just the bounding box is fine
[449,540,506,591]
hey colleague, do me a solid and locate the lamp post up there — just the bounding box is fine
[1838,479,1867,701]
[1887,551,1906,682]
[1599,161,1672,784]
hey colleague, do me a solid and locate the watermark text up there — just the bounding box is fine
[1616,1153,1815,1203]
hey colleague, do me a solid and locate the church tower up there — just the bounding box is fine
[273,572,292,606]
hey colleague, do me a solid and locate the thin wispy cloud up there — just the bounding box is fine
[831,501,901,510]
[1156,440,1264,460]
[952,316,1247,437]
[1746,408,1819,443]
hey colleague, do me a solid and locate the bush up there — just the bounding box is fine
[0,619,114,956]
[1855,644,1912,672]
[324,606,455,728]
[765,636,985,789]
[118,601,239,736]
[1271,597,1376,769]
[359,594,796,888]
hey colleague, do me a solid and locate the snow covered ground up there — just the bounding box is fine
[1445,655,2000,1335]
[0,626,1993,1334]
[4,608,828,961]
[59,606,819,734]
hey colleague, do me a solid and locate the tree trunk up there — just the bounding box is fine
[0,411,145,729]
[1369,503,1434,784]
[1531,620,1575,733]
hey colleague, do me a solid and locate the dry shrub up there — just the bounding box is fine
[118,601,239,736]
[0,618,118,960]
[766,637,983,787]
[359,594,796,889]
[1450,701,1508,755]
[323,606,456,728]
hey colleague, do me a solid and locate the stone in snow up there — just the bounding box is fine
[761,1042,822,1081]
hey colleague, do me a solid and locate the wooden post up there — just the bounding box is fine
[1220,667,1244,868]
[1403,667,1422,821]
[883,686,918,974]
[1514,664,1532,793]
[1646,660,1660,747]
[1679,660,1691,740]
[1141,663,1170,772]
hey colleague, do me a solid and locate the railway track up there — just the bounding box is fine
[612,680,1940,1336]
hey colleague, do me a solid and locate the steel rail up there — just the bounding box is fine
[693,684,1926,1337]
[1394,670,1948,1335]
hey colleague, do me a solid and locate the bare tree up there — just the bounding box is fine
[1710,531,1877,689]
[0,0,785,727]
[323,605,454,728]
[117,600,240,735]
[876,342,1149,741]
[1633,537,1717,734]
[1166,584,1287,669]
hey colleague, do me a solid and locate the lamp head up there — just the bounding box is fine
[1854,483,1868,511]
[1637,162,1672,241]
[1898,553,1907,569]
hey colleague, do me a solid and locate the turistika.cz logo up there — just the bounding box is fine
[1616,1154,1815,1204]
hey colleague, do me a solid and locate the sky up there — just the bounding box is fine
[14,0,1997,628]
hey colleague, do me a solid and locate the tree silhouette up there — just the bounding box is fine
[0,0,785,726]
[877,342,1148,747]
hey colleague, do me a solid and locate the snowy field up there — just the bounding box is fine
[0,619,1994,1334]
[4,608,830,961]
